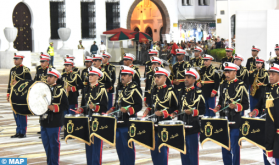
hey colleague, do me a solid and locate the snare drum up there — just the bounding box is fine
[158,120,184,125]
[10,80,51,116]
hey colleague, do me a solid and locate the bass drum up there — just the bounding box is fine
[10,80,51,116]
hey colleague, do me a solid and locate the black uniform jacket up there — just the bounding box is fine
[112,81,142,127]
[41,84,69,127]
[217,78,249,129]
[199,65,220,98]
[7,65,32,95]
[178,86,205,135]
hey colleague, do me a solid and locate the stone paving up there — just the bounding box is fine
[0,64,265,164]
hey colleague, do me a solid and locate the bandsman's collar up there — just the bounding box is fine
[186,86,195,92]
[50,83,57,87]
[196,56,201,59]
[253,56,258,59]
[129,64,134,68]
[16,64,23,68]
[227,78,238,84]
[158,84,167,89]
[67,70,73,74]
[178,60,184,64]
[91,83,99,88]
[271,82,279,87]
[124,81,132,87]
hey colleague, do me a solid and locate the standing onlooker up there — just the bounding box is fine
[90,41,98,55]
[99,41,106,54]
[78,40,84,49]
[47,42,54,67]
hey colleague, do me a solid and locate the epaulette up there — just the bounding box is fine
[145,61,151,64]
[56,85,63,89]
[129,84,137,89]
[239,81,244,85]
[196,90,202,93]
[190,57,195,60]
[167,87,173,91]
[23,65,30,70]
[273,57,277,59]
[99,83,105,88]
[248,57,253,59]
[220,81,224,85]
[173,62,179,65]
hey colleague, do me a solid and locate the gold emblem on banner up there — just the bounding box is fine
[129,123,136,137]
[161,128,169,142]
[205,122,213,137]
[242,121,250,136]
[92,118,99,132]
[67,120,74,134]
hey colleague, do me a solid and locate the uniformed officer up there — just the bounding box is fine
[34,53,51,83]
[233,54,249,90]
[81,56,93,107]
[62,54,80,74]
[7,53,32,138]
[219,47,234,70]
[190,46,204,67]
[144,49,159,77]
[78,67,108,165]
[61,59,83,115]
[143,67,179,165]
[92,54,112,94]
[213,62,249,165]
[107,66,142,165]
[171,49,191,96]
[78,40,84,49]
[102,51,116,110]
[41,68,69,165]
[249,58,269,113]
[178,68,205,165]
[264,63,279,164]
[117,53,141,87]
[246,45,262,71]
[197,55,220,116]
[144,57,172,107]
[47,42,54,66]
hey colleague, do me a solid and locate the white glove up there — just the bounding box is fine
[267,157,275,165]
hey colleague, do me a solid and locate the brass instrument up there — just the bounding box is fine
[250,70,259,97]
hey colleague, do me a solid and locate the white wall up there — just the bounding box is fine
[177,0,215,20]
[216,0,277,40]
[235,10,279,69]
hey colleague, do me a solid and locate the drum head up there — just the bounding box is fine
[27,82,51,115]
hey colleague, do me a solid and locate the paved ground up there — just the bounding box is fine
[0,64,265,165]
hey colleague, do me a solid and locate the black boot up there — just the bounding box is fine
[18,134,26,138]
[11,133,20,138]
[37,131,41,134]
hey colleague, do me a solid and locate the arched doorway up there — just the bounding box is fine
[160,26,163,43]
[13,2,32,51]
[145,27,153,39]
[127,0,170,37]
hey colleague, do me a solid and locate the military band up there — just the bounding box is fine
[7,44,279,165]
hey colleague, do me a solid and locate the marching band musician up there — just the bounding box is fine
[233,54,249,91]
[189,46,204,67]
[117,53,141,87]
[219,46,234,70]
[249,58,269,113]
[62,54,80,74]
[77,67,108,165]
[171,49,191,96]
[213,62,249,165]
[144,49,159,77]
[143,67,179,165]
[61,59,83,115]
[144,57,171,107]
[101,51,116,110]
[246,45,262,71]
[264,63,279,165]
[42,68,69,165]
[250,64,279,165]
[178,68,205,165]
[197,55,220,116]
[34,53,51,83]
[7,53,32,138]
[92,54,112,94]
[107,66,142,165]
[81,56,93,107]
[34,53,51,137]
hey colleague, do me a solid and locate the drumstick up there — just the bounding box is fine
[70,109,80,114]
[43,94,50,105]
[142,109,167,119]
[108,105,131,115]
[171,108,195,119]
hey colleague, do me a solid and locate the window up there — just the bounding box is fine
[199,0,210,6]
[50,0,66,39]
[81,0,96,39]
[182,0,192,6]
[106,0,120,31]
